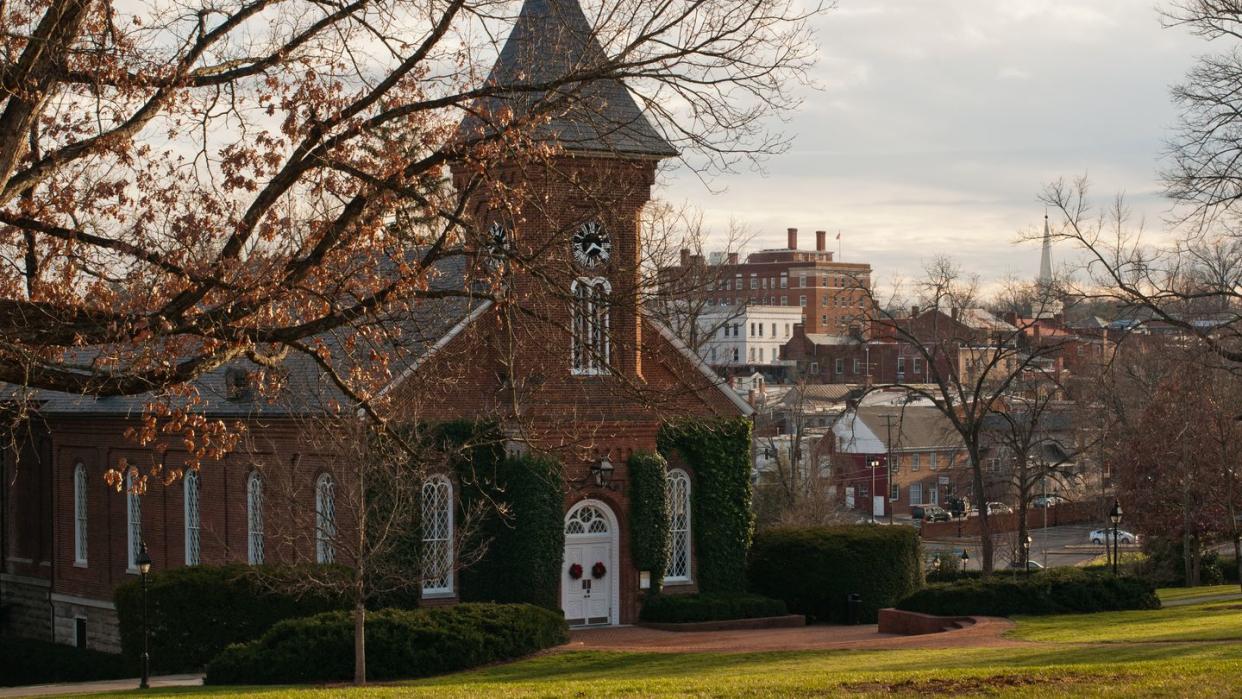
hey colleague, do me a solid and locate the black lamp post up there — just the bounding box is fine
[1022,535,1033,579]
[960,548,969,576]
[136,541,153,689]
[1109,499,1123,576]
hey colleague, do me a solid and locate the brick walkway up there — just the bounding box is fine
[565,617,1026,653]
[0,675,202,698]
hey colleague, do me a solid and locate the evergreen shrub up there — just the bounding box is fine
[204,603,567,685]
[113,564,349,672]
[748,525,922,623]
[639,593,787,623]
[628,451,671,591]
[896,568,1160,617]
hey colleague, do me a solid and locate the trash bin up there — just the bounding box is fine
[846,593,862,625]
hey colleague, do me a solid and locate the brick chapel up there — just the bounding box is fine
[0,0,750,650]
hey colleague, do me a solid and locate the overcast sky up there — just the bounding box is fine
[661,0,1205,290]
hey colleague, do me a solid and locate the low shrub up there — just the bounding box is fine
[114,564,350,673]
[0,637,136,687]
[748,525,922,624]
[205,603,567,685]
[896,568,1160,617]
[639,593,788,624]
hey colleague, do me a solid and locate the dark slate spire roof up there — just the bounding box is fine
[460,0,677,158]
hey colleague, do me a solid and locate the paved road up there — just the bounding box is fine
[924,523,1138,570]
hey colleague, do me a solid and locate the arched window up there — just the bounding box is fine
[420,476,454,595]
[315,474,336,564]
[125,470,142,572]
[665,469,692,583]
[184,471,200,566]
[570,277,610,374]
[247,472,264,565]
[73,464,88,566]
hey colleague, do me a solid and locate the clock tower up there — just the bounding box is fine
[453,0,677,382]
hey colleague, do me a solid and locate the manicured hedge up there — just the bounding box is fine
[748,525,922,624]
[896,569,1160,617]
[0,637,136,687]
[628,452,671,591]
[204,603,568,685]
[114,564,349,673]
[639,593,787,624]
[658,418,754,594]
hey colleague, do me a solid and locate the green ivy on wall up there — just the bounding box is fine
[421,421,566,610]
[657,417,754,594]
[628,451,671,592]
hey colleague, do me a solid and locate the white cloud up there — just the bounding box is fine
[661,0,1202,289]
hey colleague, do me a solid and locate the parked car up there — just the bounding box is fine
[1005,560,1045,571]
[985,502,1014,515]
[1032,494,1068,508]
[911,504,951,522]
[1090,529,1138,545]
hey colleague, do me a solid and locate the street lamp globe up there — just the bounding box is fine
[1109,499,1122,525]
[136,542,152,576]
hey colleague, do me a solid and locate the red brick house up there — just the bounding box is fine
[0,0,750,650]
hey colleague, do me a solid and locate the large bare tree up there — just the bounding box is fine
[0,0,821,467]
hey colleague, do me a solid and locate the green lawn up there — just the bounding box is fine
[93,644,1242,698]
[1157,584,1242,603]
[81,592,1242,698]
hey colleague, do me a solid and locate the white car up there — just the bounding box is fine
[1090,529,1138,545]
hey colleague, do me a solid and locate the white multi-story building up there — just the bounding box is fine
[698,305,804,367]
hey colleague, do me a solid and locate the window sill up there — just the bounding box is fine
[663,578,693,586]
[421,590,455,600]
[73,561,87,569]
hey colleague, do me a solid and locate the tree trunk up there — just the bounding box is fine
[1183,481,1194,586]
[354,600,366,685]
[1234,534,1241,594]
[971,449,993,573]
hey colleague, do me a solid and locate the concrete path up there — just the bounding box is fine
[565,617,1024,654]
[0,674,202,698]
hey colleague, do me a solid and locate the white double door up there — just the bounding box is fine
[562,537,613,626]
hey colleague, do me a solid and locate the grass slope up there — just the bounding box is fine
[79,590,1242,697]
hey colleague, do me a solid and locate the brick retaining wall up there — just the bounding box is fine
[921,500,1104,539]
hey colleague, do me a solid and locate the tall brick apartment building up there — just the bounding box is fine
[659,229,875,335]
[0,0,749,650]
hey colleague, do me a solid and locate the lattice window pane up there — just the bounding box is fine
[247,473,264,565]
[185,472,201,566]
[316,474,336,564]
[421,477,454,594]
[665,470,691,582]
[74,464,88,565]
[125,472,143,570]
[565,504,610,536]
[570,279,610,374]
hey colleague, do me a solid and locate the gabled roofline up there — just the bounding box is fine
[644,310,755,417]
[373,300,494,401]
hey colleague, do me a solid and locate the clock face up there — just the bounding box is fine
[573,221,611,268]
[484,221,508,269]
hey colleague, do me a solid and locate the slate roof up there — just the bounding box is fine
[11,256,485,418]
[458,0,677,158]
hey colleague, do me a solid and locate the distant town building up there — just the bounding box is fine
[657,228,875,335]
[698,305,802,367]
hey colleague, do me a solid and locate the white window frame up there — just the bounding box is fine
[315,473,336,564]
[247,472,264,565]
[184,470,201,566]
[571,277,611,376]
[421,475,455,596]
[930,452,938,471]
[126,471,142,573]
[910,483,923,505]
[835,358,844,374]
[73,463,88,566]
[665,469,692,583]
[911,453,921,471]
